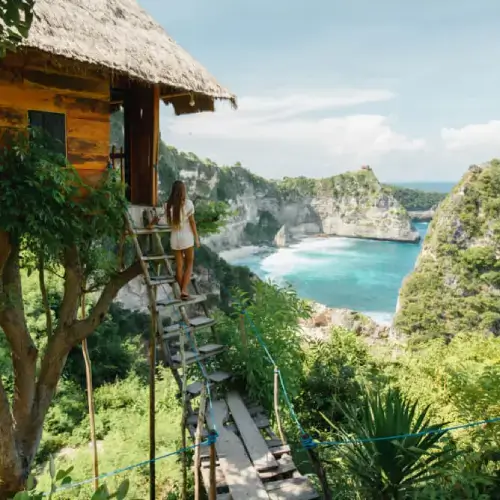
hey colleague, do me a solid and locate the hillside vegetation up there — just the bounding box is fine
[394,160,500,342]
[386,185,446,211]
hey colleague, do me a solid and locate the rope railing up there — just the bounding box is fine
[52,442,206,494]
[201,266,500,450]
[47,265,500,496]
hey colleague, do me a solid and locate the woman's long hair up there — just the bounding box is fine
[166,180,186,229]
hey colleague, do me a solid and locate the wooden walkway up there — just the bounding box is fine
[127,207,319,500]
[203,393,319,500]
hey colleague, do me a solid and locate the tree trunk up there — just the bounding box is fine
[0,239,142,497]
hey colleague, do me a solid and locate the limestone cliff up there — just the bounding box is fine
[158,146,419,250]
[393,161,500,342]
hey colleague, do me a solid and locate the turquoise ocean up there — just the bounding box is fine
[221,182,454,325]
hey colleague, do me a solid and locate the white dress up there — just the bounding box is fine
[170,199,195,251]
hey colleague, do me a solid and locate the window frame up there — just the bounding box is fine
[27,110,68,157]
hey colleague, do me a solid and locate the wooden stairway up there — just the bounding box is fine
[126,207,319,500]
[126,208,229,438]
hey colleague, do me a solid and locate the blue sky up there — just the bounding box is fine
[142,0,500,182]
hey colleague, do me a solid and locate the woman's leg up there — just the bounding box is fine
[181,246,194,297]
[174,250,184,293]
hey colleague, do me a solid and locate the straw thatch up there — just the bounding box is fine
[21,0,236,112]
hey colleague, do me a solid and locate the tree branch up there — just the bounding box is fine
[0,230,12,302]
[29,260,142,454]
[38,253,53,337]
[0,243,38,444]
[55,246,82,335]
[69,261,142,343]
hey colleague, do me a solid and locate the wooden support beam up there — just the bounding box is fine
[226,391,278,472]
[206,400,269,499]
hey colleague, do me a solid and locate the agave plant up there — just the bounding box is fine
[328,388,460,499]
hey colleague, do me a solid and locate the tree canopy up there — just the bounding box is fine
[0,0,35,56]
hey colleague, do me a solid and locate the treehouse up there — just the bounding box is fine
[0,0,235,211]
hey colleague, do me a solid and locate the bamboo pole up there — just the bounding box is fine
[80,293,99,491]
[149,286,157,500]
[209,430,217,500]
[180,326,188,500]
[273,367,287,445]
[194,383,207,500]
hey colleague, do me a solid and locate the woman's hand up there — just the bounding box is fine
[195,236,201,248]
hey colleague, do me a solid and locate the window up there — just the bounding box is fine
[28,111,66,156]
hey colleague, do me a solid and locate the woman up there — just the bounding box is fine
[166,180,200,300]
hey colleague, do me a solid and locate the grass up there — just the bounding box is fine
[35,371,185,499]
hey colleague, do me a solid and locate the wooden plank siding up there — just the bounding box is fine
[0,51,110,184]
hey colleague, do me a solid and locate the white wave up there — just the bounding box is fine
[290,237,354,253]
[219,245,265,262]
[363,311,393,325]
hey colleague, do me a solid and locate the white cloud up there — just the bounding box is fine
[441,120,500,151]
[162,89,425,178]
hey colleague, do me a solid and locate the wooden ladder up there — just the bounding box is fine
[125,208,232,436]
[125,207,319,500]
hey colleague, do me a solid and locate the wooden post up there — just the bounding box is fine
[273,367,287,445]
[209,430,217,500]
[80,294,99,491]
[194,383,207,500]
[149,286,158,500]
[303,435,332,500]
[180,326,188,500]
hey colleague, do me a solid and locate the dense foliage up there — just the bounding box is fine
[394,160,500,341]
[385,186,446,211]
[0,129,141,495]
[0,0,34,56]
[6,266,500,498]
[278,169,381,199]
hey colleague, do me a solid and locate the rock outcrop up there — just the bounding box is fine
[393,160,500,342]
[274,225,291,247]
[408,205,437,222]
[300,302,390,343]
[157,145,420,250]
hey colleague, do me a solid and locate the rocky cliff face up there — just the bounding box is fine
[158,147,419,250]
[393,160,500,342]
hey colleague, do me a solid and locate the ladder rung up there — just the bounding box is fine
[157,294,206,308]
[142,255,168,261]
[171,345,226,367]
[133,226,171,235]
[149,277,175,286]
[163,316,216,339]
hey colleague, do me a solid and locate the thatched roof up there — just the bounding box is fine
[21,0,236,113]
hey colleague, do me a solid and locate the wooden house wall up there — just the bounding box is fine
[0,51,110,187]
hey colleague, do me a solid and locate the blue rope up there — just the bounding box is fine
[53,442,206,493]
[315,416,500,448]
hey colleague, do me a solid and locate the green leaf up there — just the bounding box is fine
[12,493,30,500]
[115,479,130,500]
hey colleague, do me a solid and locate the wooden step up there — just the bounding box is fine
[133,226,171,235]
[269,445,291,458]
[206,400,269,499]
[186,372,232,396]
[164,316,216,340]
[171,344,225,368]
[142,255,168,261]
[157,294,207,309]
[226,392,278,472]
[265,477,319,500]
[148,275,175,286]
[258,454,296,481]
